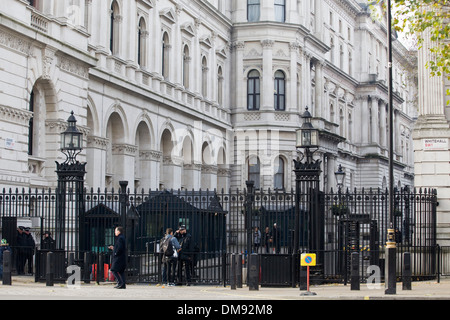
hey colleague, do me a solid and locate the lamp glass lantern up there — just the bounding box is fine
[60,111,83,161]
[335,164,345,189]
[296,107,318,149]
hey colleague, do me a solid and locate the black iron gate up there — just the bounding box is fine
[0,186,438,285]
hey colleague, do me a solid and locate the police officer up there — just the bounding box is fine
[23,227,35,275]
[16,226,26,275]
[41,231,55,250]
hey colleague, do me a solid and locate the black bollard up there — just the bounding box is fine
[351,252,360,291]
[237,253,243,288]
[46,251,54,287]
[247,254,259,291]
[68,252,75,267]
[98,253,104,283]
[231,254,236,290]
[84,252,91,284]
[299,266,307,290]
[3,250,11,285]
[402,252,412,290]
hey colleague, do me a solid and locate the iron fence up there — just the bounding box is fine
[0,186,438,285]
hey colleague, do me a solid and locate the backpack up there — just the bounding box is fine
[161,236,174,257]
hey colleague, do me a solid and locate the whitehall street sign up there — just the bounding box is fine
[423,138,449,151]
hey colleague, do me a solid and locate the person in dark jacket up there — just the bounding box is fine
[108,226,126,289]
[41,231,55,250]
[175,225,193,286]
[23,227,35,275]
[272,223,281,254]
[16,226,26,275]
[263,226,271,254]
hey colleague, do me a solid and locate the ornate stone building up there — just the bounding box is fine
[0,0,417,193]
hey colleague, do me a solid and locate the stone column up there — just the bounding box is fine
[370,96,379,146]
[360,96,370,145]
[380,99,387,150]
[289,42,299,112]
[314,60,324,119]
[233,41,245,110]
[86,135,108,190]
[261,39,274,111]
[301,50,312,111]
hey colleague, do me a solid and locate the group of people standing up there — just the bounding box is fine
[253,223,282,254]
[15,226,35,275]
[160,225,195,286]
[0,227,53,278]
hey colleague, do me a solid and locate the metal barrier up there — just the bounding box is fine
[0,187,438,286]
[260,254,292,287]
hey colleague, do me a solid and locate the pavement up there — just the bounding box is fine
[1,275,450,301]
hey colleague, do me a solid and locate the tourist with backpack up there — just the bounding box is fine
[160,228,180,286]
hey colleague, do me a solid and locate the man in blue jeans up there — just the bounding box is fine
[161,228,181,286]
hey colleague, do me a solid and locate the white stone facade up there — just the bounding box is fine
[0,0,417,193]
[413,26,450,244]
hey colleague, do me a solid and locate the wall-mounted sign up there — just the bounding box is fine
[5,138,15,149]
[423,138,448,151]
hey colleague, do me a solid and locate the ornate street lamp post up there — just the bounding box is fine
[293,107,321,288]
[386,0,397,295]
[55,111,86,254]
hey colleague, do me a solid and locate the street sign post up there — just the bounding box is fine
[300,253,317,296]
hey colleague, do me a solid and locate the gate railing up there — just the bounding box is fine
[0,186,438,284]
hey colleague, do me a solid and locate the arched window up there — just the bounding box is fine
[110,1,120,55]
[330,103,335,123]
[274,157,285,190]
[137,18,147,67]
[247,0,260,22]
[339,108,344,137]
[201,56,208,98]
[274,0,286,22]
[183,45,190,88]
[217,66,223,105]
[274,70,286,111]
[330,36,335,64]
[162,32,170,79]
[248,156,260,189]
[247,70,260,110]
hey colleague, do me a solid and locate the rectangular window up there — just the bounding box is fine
[248,158,261,189]
[248,71,261,110]
[274,71,286,111]
[248,0,260,22]
[274,0,286,22]
[274,158,284,190]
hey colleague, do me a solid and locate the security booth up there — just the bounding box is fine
[133,190,227,255]
[81,203,121,253]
